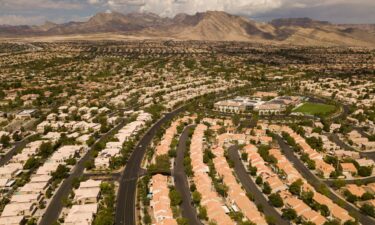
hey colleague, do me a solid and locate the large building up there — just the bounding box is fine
[214,97,263,113]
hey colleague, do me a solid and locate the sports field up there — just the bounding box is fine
[293,102,336,116]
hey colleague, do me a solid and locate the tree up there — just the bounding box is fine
[282,208,297,220]
[302,222,316,225]
[232,114,240,126]
[12,132,22,142]
[360,203,375,217]
[332,179,346,189]
[23,157,40,170]
[241,152,248,161]
[307,159,316,170]
[198,206,208,220]
[0,135,10,148]
[262,182,271,195]
[301,191,314,205]
[52,165,69,180]
[86,136,96,146]
[323,220,340,225]
[358,166,373,177]
[269,193,283,207]
[65,158,76,166]
[320,204,330,217]
[361,192,374,201]
[143,214,151,224]
[344,190,358,203]
[177,218,189,225]
[256,176,263,185]
[148,154,171,174]
[84,160,94,170]
[289,179,303,196]
[249,166,257,176]
[0,90,5,100]
[39,142,53,158]
[192,190,201,205]
[266,215,276,225]
[343,220,358,225]
[169,188,182,206]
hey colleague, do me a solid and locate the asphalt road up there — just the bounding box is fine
[326,133,375,162]
[172,125,202,225]
[39,120,127,225]
[228,146,290,225]
[0,134,36,167]
[326,133,356,151]
[115,106,185,225]
[275,135,375,225]
[325,176,375,185]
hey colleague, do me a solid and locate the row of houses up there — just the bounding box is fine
[62,179,102,225]
[155,116,191,157]
[277,126,335,178]
[0,143,86,224]
[268,147,353,223]
[346,130,375,151]
[212,144,267,225]
[95,111,152,169]
[149,175,177,225]
[190,124,233,225]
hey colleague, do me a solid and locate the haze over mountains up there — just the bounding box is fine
[1,11,375,46]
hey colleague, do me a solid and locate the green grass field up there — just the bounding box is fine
[293,102,336,116]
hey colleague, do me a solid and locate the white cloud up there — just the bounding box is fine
[0,15,45,25]
[106,0,283,17]
[0,0,83,10]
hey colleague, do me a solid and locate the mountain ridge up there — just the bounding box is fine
[1,11,375,46]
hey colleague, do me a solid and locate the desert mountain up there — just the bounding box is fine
[1,11,375,46]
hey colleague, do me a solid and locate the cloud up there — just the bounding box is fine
[106,0,283,17]
[0,15,45,25]
[0,0,84,10]
[0,0,375,25]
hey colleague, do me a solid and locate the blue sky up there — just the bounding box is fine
[0,0,374,25]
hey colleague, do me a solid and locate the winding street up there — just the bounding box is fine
[172,125,203,225]
[228,146,290,225]
[39,119,128,225]
[0,134,37,167]
[115,106,185,225]
[275,135,375,225]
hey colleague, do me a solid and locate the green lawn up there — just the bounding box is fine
[293,102,336,116]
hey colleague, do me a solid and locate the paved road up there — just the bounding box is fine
[326,133,375,162]
[276,135,375,225]
[360,151,375,162]
[325,176,375,185]
[354,127,371,139]
[115,106,186,225]
[39,120,127,225]
[326,133,356,151]
[172,125,202,225]
[228,146,290,225]
[0,134,36,167]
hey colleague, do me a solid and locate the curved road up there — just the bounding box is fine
[276,135,375,225]
[115,106,186,225]
[39,119,127,225]
[228,146,290,225]
[0,134,37,167]
[172,125,203,225]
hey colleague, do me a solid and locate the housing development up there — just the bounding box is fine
[0,28,375,225]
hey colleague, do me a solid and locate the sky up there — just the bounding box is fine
[0,0,374,25]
